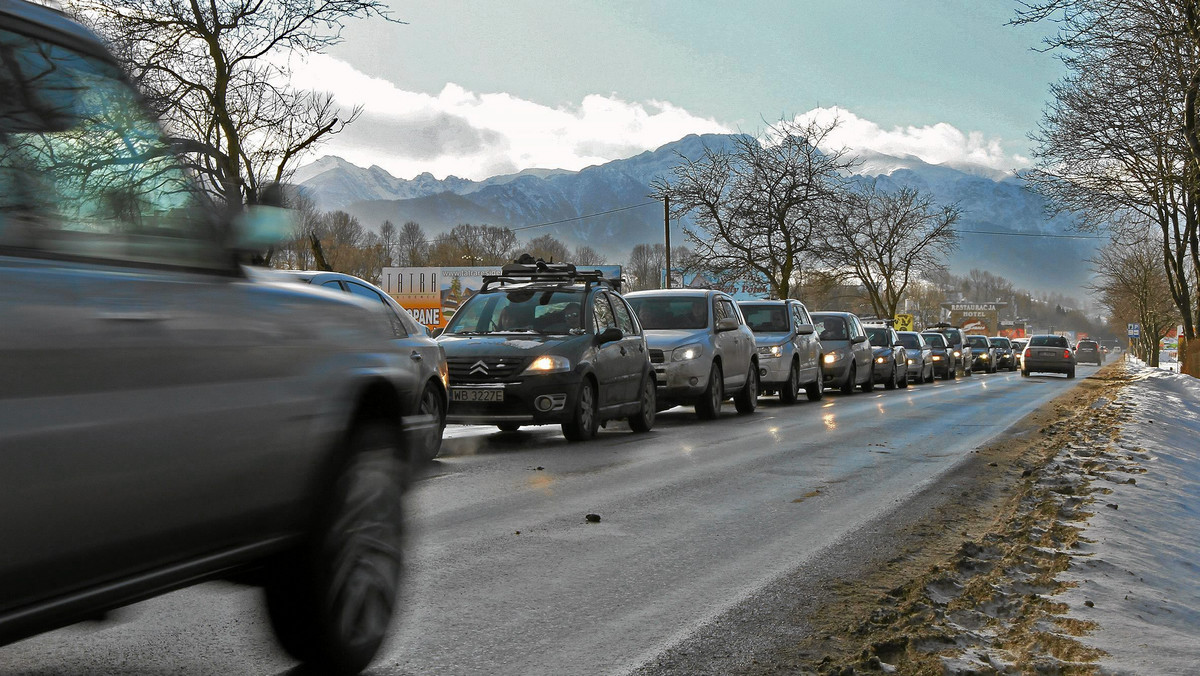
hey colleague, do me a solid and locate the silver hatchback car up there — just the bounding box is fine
[738,299,824,403]
[626,289,759,419]
[810,312,876,394]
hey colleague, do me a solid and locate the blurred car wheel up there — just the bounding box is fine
[734,366,758,415]
[628,376,656,433]
[265,422,405,676]
[696,363,724,419]
[562,379,599,441]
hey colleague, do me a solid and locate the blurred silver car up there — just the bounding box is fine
[0,6,419,671]
[626,289,759,418]
[810,312,875,394]
[262,270,449,459]
[738,299,824,403]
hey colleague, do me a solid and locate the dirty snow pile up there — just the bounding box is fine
[1058,365,1200,674]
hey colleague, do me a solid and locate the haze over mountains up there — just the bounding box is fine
[293,134,1097,299]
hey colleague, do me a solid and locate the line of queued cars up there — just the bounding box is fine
[421,262,1101,441]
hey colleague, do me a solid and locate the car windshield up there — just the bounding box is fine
[812,315,848,341]
[740,305,790,332]
[938,330,962,345]
[627,296,708,330]
[865,327,890,346]
[967,336,989,347]
[898,333,922,349]
[444,287,584,335]
[1030,335,1068,347]
[992,338,1011,347]
[922,333,947,347]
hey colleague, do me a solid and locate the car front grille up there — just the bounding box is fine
[447,357,530,383]
[649,349,665,364]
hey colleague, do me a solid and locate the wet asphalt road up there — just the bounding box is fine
[0,365,1101,676]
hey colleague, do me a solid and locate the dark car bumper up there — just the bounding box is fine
[445,372,582,424]
[1023,358,1074,374]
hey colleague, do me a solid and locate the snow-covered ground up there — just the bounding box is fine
[1060,364,1200,674]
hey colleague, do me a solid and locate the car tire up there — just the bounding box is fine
[860,365,875,392]
[781,361,800,404]
[899,363,909,388]
[805,368,824,402]
[418,383,445,461]
[562,379,599,441]
[840,364,856,395]
[1067,367,1076,379]
[628,376,656,433]
[734,366,758,415]
[696,363,724,419]
[1021,369,1030,377]
[925,364,934,383]
[497,422,521,432]
[265,422,404,676]
[884,362,898,390]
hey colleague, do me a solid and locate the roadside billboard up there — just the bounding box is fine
[380,265,622,330]
[941,302,1007,335]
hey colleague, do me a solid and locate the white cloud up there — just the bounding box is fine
[283,55,1029,180]
[285,52,731,180]
[793,106,1030,173]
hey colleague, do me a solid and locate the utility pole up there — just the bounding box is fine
[663,196,671,289]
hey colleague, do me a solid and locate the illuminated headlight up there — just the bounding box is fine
[932,355,943,361]
[822,352,840,365]
[953,350,961,357]
[981,354,989,360]
[522,355,571,374]
[875,356,887,364]
[907,359,915,365]
[672,343,703,361]
[757,343,784,358]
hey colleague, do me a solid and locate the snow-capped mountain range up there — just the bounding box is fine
[292,134,1097,298]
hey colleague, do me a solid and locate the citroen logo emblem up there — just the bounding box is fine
[470,359,489,376]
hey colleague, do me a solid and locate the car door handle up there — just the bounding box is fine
[410,351,423,361]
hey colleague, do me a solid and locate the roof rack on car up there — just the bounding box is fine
[482,254,623,293]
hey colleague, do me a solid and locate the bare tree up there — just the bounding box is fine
[68,0,395,213]
[820,184,960,319]
[651,119,855,299]
[378,220,397,267]
[397,221,429,266]
[573,245,606,266]
[426,224,517,266]
[1014,0,1200,374]
[1090,235,1180,364]
[524,234,570,263]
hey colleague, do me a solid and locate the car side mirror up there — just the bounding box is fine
[430,327,444,338]
[796,323,814,335]
[715,317,739,332]
[597,327,623,344]
[851,334,867,344]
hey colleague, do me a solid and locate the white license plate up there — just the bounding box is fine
[452,387,504,402]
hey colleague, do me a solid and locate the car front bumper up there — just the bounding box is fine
[652,356,713,402]
[445,372,582,425]
[757,352,793,386]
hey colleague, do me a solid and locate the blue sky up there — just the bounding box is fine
[296,1,1062,180]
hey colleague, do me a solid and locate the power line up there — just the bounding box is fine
[955,229,1104,238]
[511,201,660,232]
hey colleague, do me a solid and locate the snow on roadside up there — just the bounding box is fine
[1057,365,1200,675]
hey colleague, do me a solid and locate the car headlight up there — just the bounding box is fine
[522,355,571,374]
[672,343,704,361]
[981,354,989,360]
[907,358,915,365]
[932,355,942,361]
[757,343,784,358]
[823,350,843,365]
[953,350,961,357]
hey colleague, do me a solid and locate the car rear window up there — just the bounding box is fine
[1030,335,1068,347]
[740,305,790,332]
[627,297,708,330]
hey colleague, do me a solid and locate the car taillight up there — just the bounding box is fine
[1024,348,1031,358]
[1063,349,1071,359]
